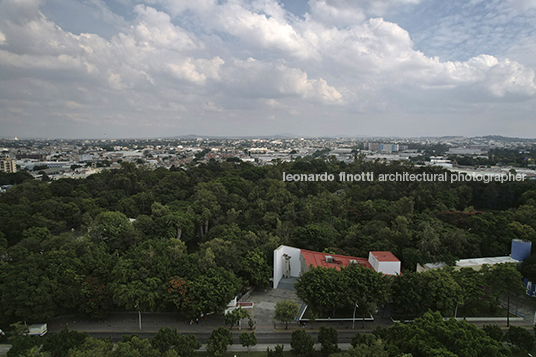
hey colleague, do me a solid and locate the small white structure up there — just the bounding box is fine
[225,296,254,315]
[368,251,402,276]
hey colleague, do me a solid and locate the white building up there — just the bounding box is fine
[273,245,401,289]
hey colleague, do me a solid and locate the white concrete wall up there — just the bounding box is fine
[273,245,303,288]
[368,252,401,275]
[376,261,401,275]
[368,252,380,271]
[273,246,283,289]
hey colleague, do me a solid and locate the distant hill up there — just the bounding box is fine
[476,135,536,142]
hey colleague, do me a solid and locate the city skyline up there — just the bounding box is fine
[1,0,535,139]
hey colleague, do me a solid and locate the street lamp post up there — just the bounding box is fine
[352,302,359,329]
[135,304,142,330]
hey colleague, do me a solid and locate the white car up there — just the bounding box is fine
[27,324,47,336]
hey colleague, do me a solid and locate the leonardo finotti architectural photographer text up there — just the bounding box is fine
[282,172,527,184]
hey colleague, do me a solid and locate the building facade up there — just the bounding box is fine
[0,156,16,173]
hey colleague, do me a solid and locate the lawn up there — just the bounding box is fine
[391,302,520,321]
[301,305,371,320]
[455,301,512,317]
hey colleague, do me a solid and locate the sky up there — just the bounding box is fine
[1,0,536,139]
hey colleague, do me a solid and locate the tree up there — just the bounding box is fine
[521,253,536,283]
[505,326,534,352]
[151,327,200,356]
[483,263,526,301]
[295,264,390,321]
[224,308,250,330]
[187,268,241,319]
[290,329,314,357]
[113,335,161,357]
[206,327,233,356]
[376,310,509,356]
[239,332,257,352]
[332,340,389,357]
[39,171,50,182]
[291,224,336,252]
[0,250,60,322]
[155,213,194,241]
[318,325,340,356]
[482,263,526,326]
[240,249,271,287]
[166,277,191,314]
[295,267,346,316]
[6,322,40,357]
[88,211,139,252]
[267,345,285,357]
[452,267,489,315]
[309,311,318,329]
[65,337,114,356]
[41,326,88,357]
[341,264,391,327]
[274,300,299,329]
[391,269,462,318]
[482,324,504,342]
[80,276,112,320]
[110,274,162,313]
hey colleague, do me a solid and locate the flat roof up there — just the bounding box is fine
[301,249,373,270]
[456,256,520,267]
[370,251,400,262]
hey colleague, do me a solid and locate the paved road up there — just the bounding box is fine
[0,345,11,356]
[42,286,536,350]
[61,329,365,344]
[47,287,393,337]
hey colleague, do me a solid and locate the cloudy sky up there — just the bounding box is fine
[1,0,535,139]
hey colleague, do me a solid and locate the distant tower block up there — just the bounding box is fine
[511,239,532,261]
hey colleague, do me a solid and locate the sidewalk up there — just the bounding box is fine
[0,345,11,356]
[49,312,228,334]
[499,294,536,326]
[49,311,385,334]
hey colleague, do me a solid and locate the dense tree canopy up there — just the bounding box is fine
[0,158,534,327]
[295,264,391,317]
[374,310,510,357]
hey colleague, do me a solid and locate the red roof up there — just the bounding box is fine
[370,251,400,262]
[301,249,373,270]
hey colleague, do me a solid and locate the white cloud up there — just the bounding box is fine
[143,0,217,17]
[508,0,536,10]
[168,59,207,85]
[223,58,342,103]
[307,0,366,27]
[483,59,536,97]
[307,0,421,22]
[216,2,317,60]
[132,5,198,51]
[0,0,535,138]
[107,72,127,90]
